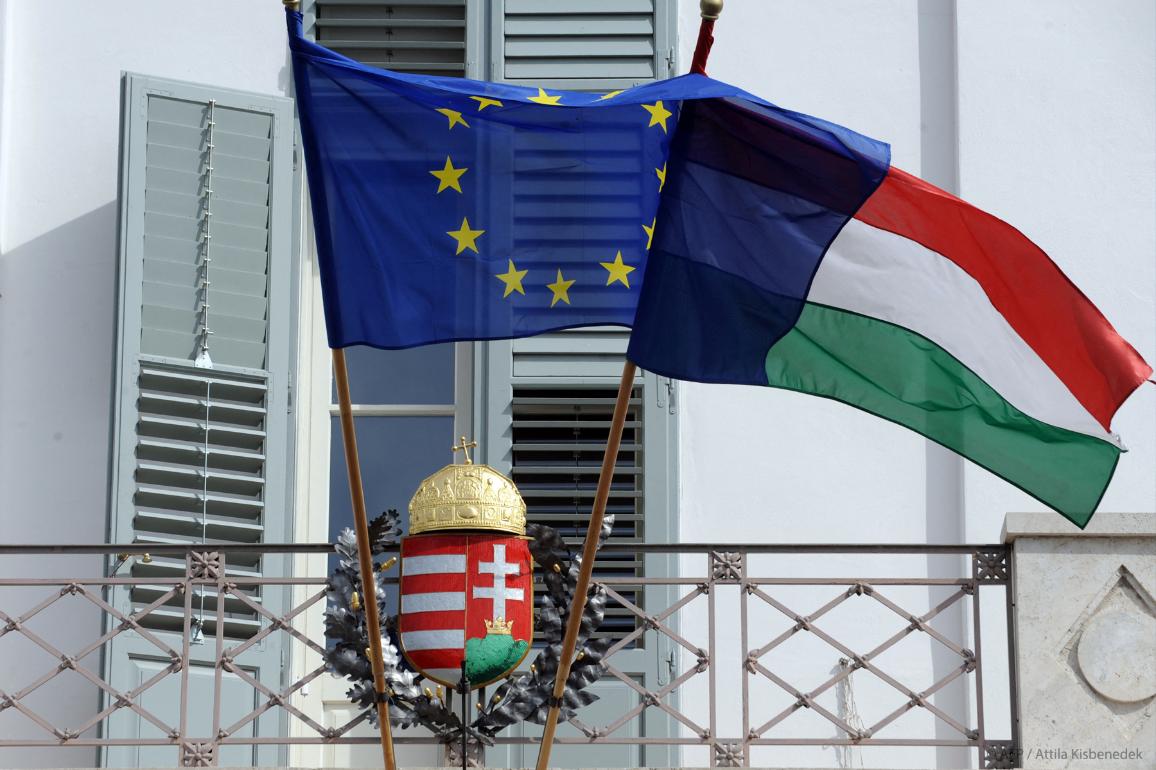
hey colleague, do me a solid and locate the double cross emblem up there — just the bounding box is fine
[473,544,524,623]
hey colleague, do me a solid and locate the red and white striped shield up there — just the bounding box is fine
[398,532,534,688]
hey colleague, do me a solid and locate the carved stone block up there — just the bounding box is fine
[1004,513,1155,769]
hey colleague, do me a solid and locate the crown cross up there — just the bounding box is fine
[452,435,477,465]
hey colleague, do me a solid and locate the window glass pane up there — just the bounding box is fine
[333,343,455,405]
[329,416,456,544]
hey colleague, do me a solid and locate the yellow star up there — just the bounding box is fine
[600,251,636,288]
[598,90,624,101]
[641,100,673,132]
[447,217,484,255]
[528,87,562,106]
[546,269,575,307]
[471,96,503,111]
[656,163,667,192]
[495,259,528,298]
[429,156,468,194]
[436,107,470,130]
[643,218,656,250]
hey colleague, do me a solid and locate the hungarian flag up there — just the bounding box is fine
[627,98,1151,527]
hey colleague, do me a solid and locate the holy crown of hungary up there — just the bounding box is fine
[408,441,527,536]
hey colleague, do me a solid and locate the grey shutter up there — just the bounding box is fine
[310,0,469,76]
[104,74,295,766]
[477,334,679,768]
[494,0,676,89]
[508,366,644,641]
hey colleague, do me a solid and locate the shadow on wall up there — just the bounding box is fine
[0,201,118,769]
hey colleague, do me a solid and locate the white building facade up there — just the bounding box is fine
[0,1,1152,768]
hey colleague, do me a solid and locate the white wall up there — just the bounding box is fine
[675,0,1155,547]
[673,1,1154,768]
[0,2,291,766]
[676,3,955,767]
[0,3,292,514]
[955,0,1156,534]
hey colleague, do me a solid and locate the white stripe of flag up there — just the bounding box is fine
[403,554,467,576]
[812,218,1117,444]
[402,629,465,651]
[401,592,466,613]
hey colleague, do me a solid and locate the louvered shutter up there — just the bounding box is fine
[509,378,644,643]
[310,0,469,76]
[486,331,677,631]
[104,74,295,766]
[477,334,678,768]
[496,0,676,90]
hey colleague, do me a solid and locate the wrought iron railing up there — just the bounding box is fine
[0,543,1019,768]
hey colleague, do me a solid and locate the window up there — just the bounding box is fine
[510,380,646,642]
[497,0,675,88]
[300,3,680,765]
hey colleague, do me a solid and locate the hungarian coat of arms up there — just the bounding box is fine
[323,436,617,753]
[399,443,533,688]
[399,533,533,687]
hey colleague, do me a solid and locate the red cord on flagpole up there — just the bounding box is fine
[690,20,715,74]
[691,0,723,75]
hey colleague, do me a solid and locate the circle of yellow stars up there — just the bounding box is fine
[430,88,673,307]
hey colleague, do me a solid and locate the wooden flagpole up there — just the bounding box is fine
[333,348,399,770]
[283,0,394,763]
[533,4,723,768]
[533,360,636,770]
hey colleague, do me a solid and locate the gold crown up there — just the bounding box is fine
[408,438,527,536]
[484,617,513,635]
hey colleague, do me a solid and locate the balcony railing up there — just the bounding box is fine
[0,543,1018,768]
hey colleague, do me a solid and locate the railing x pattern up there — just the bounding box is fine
[0,543,1018,768]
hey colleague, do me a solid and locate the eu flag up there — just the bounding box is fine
[288,10,852,350]
[290,12,685,349]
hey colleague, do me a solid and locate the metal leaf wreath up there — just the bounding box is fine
[323,509,614,752]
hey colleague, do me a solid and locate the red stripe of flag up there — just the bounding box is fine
[855,166,1152,430]
[398,610,466,633]
[411,649,465,670]
[400,572,466,595]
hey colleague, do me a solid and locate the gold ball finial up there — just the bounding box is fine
[282,0,300,10]
[700,0,723,20]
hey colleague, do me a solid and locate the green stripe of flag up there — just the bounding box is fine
[764,303,1120,527]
